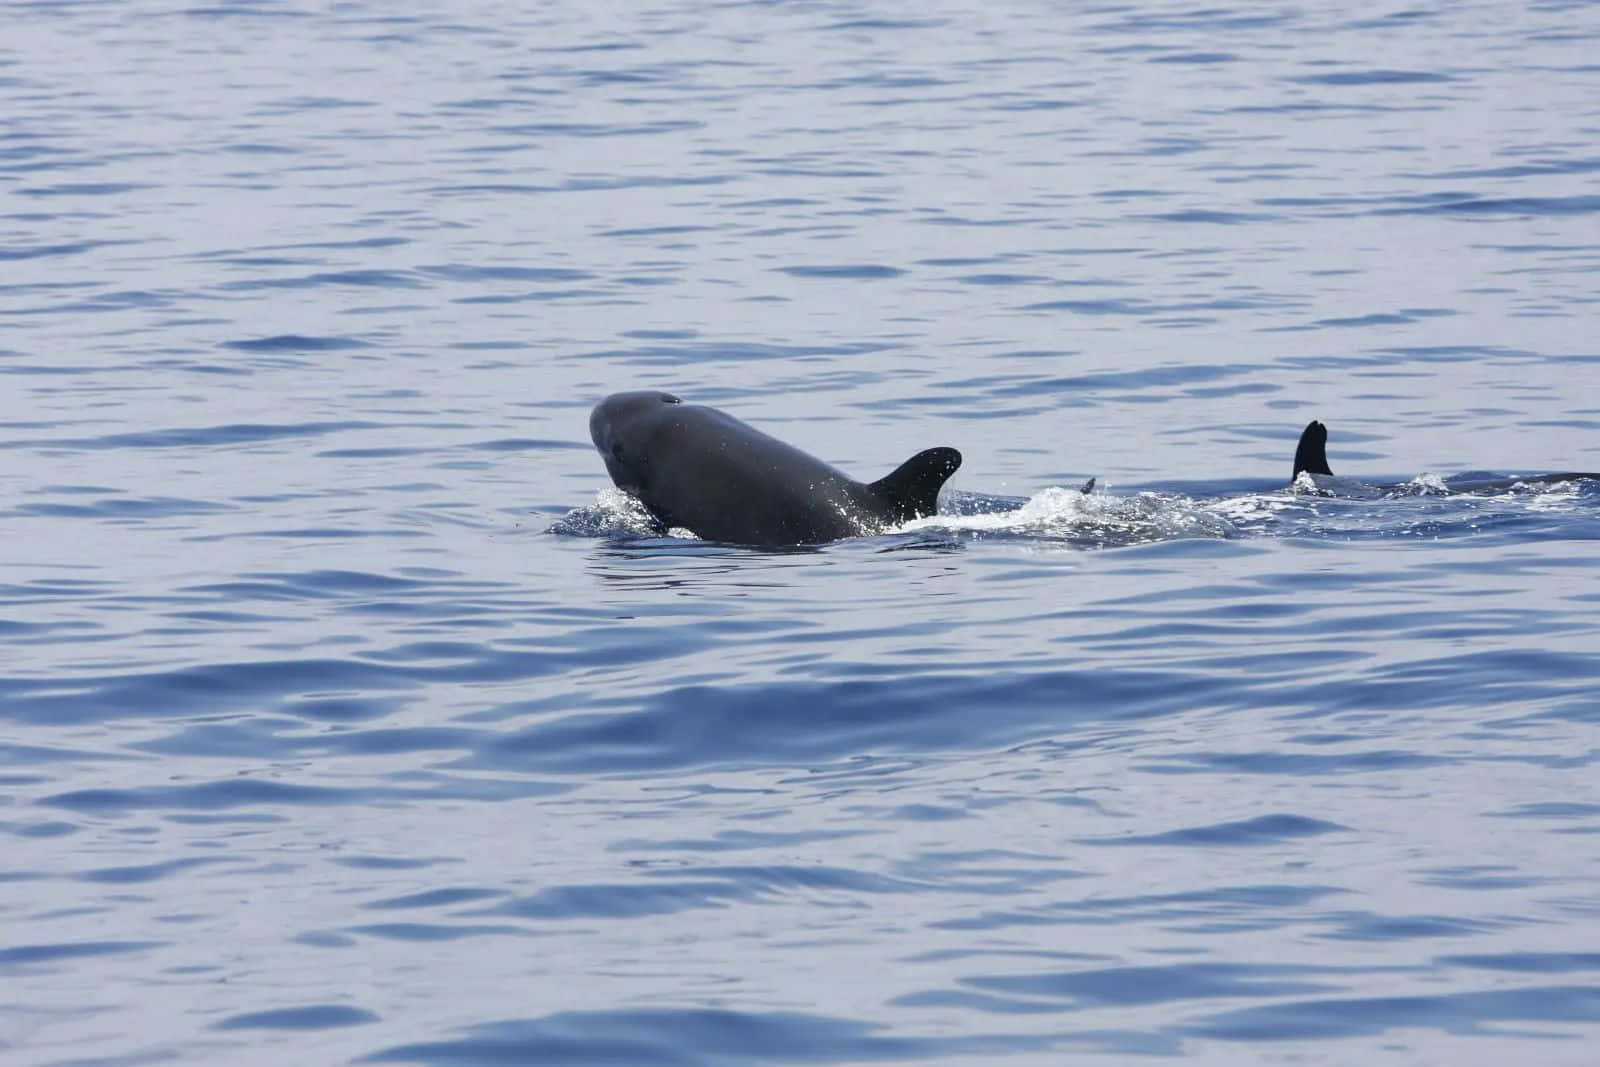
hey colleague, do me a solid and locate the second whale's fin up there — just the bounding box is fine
[870,447,963,522]
[1293,420,1334,479]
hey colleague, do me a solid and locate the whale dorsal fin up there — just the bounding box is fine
[1293,420,1333,479]
[870,447,962,522]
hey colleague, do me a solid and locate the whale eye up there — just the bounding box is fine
[661,392,681,404]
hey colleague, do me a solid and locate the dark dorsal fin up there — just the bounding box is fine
[869,447,962,522]
[1293,420,1333,479]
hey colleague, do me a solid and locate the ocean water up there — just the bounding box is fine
[4,1,1600,1063]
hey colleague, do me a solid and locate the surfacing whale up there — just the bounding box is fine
[589,391,961,546]
[1293,419,1600,491]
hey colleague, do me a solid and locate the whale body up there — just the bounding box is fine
[589,391,961,546]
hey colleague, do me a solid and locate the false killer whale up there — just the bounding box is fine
[589,391,962,545]
[1293,419,1600,490]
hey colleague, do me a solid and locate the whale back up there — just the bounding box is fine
[590,391,962,545]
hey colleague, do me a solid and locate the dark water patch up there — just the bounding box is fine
[576,69,664,87]
[6,420,382,451]
[0,940,166,968]
[43,779,362,812]
[1096,188,1168,200]
[0,239,118,261]
[16,182,153,197]
[1149,51,1239,64]
[818,18,947,31]
[977,362,1260,395]
[292,696,406,724]
[489,879,757,920]
[217,269,423,290]
[419,264,593,282]
[1187,984,1600,1041]
[3,288,177,315]
[215,1004,378,1030]
[682,864,922,895]
[347,922,528,942]
[1490,802,1600,819]
[365,887,508,911]
[1440,953,1600,974]
[1225,101,1432,115]
[472,668,1232,776]
[1374,343,1527,363]
[223,142,297,154]
[1091,10,1292,32]
[0,577,117,600]
[890,988,1092,1015]
[77,856,233,884]
[1347,9,1439,27]
[314,726,481,757]
[890,849,1087,896]
[435,174,731,195]
[0,655,428,723]
[185,569,440,600]
[221,334,372,352]
[889,803,969,821]
[466,438,589,452]
[9,496,231,519]
[1374,195,1600,218]
[1311,309,1456,327]
[130,717,447,761]
[620,328,698,340]
[1408,156,1600,180]
[331,855,449,871]
[6,820,78,838]
[611,828,866,854]
[969,961,1342,1007]
[1418,868,1545,890]
[182,3,310,18]
[1023,292,1280,317]
[918,212,1050,228]
[1050,884,1350,923]
[452,287,613,304]
[1141,749,1448,775]
[0,362,121,376]
[317,447,428,458]
[777,264,905,279]
[191,236,409,258]
[1080,814,1346,848]
[1141,209,1282,224]
[40,773,563,814]
[492,120,703,138]
[598,223,715,238]
[0,739,124,764]
[573,339,897,365]
[1320,912,1503,941]
[954,273,1049,286]
[1289,69,1454,86]
[255,95,375,113]
[361,1008,1049,1064]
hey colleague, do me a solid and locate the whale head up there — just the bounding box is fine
[589,391,682,496]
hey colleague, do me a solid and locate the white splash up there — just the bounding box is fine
[909,485,1237,546]
[547,487,661,537]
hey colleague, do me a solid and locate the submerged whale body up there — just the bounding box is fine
[1292,419,1600,490]
[589,391,961,546]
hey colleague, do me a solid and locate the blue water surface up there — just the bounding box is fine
[4,1,1600,1064]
